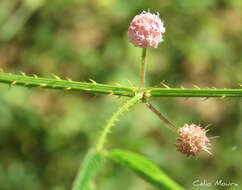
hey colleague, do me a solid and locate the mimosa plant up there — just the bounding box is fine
[0,11,242,190]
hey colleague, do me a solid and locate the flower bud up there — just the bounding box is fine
[175,124,211,157]
[128,11,165,48]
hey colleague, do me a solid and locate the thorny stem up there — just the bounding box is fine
[139,48,147,88]
[96,93,143,151]
[1,73,242,98]
[0,72,135,97]
[146,102,178,131]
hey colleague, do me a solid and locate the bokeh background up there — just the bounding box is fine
[0,0,242,189]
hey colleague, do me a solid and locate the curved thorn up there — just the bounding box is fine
[220,95,226,99]
[39,84,47,88]
[33,74,38,78]
[88,78,97,84]
[160,81,170,89]
[66,77,72,82]
[202,97,209,101]
[107,91,114,96]
[84,88,91,91]
[51,73,61,80]
[10,81,17,86]
[192,84,200,89]
[20,71,26,76]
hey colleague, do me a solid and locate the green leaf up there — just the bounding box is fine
[72,149,105,190]
[107,149,184,190]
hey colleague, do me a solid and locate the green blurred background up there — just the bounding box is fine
[0,0,242,189]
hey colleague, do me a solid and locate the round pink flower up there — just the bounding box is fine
[175,124,211,157]
[128,11,165,48]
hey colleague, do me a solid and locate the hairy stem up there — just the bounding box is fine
[139,48,147,88]
[146,102,177,131]
[96,93,143,151]
[72,149,104,190]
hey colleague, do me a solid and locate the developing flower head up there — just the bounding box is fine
[128,11,165,48]
[175,124,211,157]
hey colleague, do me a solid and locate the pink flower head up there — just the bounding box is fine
[128,11,165,48]
[175,124,211,157]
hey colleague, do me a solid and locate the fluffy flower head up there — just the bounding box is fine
[128,11,165,48]
[175,124,211,157]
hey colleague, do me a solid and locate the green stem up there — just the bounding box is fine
[139,48,147,88]
[148,88,242,98]
[0,72,135,97]
[1,72,242,98]
[96,92,143,151]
